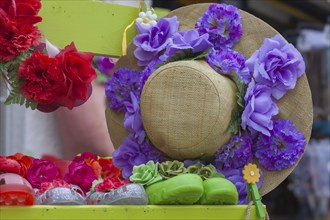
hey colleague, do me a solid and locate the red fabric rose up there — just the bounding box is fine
[55,43,96,109]
[6,153,34,177]
[18,51,65,105]
[0,156,21,175]
[0,0,41,61]
[94,177,129,192]
[98,158,122,179]
[37,179,71,196]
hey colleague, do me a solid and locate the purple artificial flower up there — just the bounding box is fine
[26,159,60,189]
[246,34,305,100]
[253,119,306,171]
[220,168,263,204]
[112,135,148,179]
[124,92,146,144]
[213,133,253,170]
[133,16,179,66]
[140,139,165,162]
[105,68,141,112]
[195,3,242,49]
[159,29,213,61]
[139,58,162,93]
[64,161,97,193]
[95,56,115,75]
[241,80,279,136]
[206,48,251,84]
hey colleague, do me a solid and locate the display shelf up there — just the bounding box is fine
[1,205,265,220]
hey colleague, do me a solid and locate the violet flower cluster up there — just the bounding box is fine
[105,68,141,112]
[159,29,213,62]
[195,3,242,49]
[123,92,146,144]
[206,48,251,84]
[213,133,253,171]
[253,119,306,171]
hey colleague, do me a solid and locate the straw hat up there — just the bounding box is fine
[105,3,313,196]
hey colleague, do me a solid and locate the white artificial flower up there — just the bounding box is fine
[136,10,157,27]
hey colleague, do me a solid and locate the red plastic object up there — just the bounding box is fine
[0,173,35,206]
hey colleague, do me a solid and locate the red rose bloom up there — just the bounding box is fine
[37,179,71,196]
[5,153,34,177]
[18,51,65,104]
[94,177,129,192]
[0,0,42,61]
[98,158,122,179]
[55,43,96,109]
[0,156,21,175]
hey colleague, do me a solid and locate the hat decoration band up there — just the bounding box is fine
[105,3,306,204]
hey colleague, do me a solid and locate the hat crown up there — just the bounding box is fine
[141,60,237,159]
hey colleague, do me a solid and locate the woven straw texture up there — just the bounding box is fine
[140,60,236,159]
[105,3,313,196]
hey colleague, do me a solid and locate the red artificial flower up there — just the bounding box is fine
[26,159,60,189]
[98,157,122,179]
[94,177,129,192]
[37,179,71,196]
[55,42,96,109]
[6,153,34,177]
[0,0,42,61]
[0,155,21,175]
[18,51,65,105]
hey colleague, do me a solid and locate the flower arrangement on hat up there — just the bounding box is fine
[105,3,310,204]
[0,0,96,112]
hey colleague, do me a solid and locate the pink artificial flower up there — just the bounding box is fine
[64,161,97,193]
[26,159,60,188]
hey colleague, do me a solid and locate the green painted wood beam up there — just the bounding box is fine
[38,1,140,57]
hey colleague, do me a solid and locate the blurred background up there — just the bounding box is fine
[0,0,329,219]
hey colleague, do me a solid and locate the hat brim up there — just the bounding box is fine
[106,3,313,196]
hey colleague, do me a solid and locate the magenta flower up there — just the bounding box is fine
[196,3,242,49]
[246,34,305,100]
[72,152,98,163]
[253,119,306,171]
[26,159,60,189]
[64,161,97,193]
[241,80,279,136]
[133,16,179,66]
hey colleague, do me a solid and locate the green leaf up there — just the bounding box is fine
[227,73,247,135]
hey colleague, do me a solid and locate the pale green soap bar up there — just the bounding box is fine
[199,178,238,205]
[146,174,204,205]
